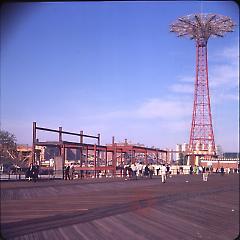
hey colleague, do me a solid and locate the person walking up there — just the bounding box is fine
[26,163,33,181]
[131,163,137,180]
[65,165,70,180]
[220,166,225,176]
[128,164,133,178]
[156,163,160,176]
[149,163,154,179]
[32,164,39,182]
[161,164,167,183]
[69,163,75,180]
[193,165,198,175]
[138,162,143,178]
[202,167,210,181]
[144,164,150,178]
[166,165,170,178]
[190,165,193,175]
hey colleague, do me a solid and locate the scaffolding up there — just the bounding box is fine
[32,122,168,179]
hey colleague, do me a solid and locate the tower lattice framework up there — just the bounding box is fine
[190,40,215,153]
[170,13,235,155]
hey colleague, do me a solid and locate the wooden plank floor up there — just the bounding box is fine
[1,174,239,240]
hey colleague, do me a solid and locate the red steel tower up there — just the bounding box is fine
[170,14,235,155]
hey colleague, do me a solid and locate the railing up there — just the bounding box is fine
[0,170,57,181]
[1,166,238,181]
[0,168,189,181]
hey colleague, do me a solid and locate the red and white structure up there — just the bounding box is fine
[170,13,235,157]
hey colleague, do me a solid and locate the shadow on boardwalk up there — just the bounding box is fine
[1,174,239,240]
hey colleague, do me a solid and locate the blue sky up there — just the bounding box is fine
[1,1,239,152]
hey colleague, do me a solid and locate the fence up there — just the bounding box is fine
[0,169,57,181]
[3,165,235,181]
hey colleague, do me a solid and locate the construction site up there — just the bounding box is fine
[0,8,239,240]
[1,13,239,179]
[0,120,239,180]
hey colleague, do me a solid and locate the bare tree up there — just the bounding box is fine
[0,130,17,165]
[0,130,17,149]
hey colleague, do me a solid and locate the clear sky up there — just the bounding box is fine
[1,1,239,152]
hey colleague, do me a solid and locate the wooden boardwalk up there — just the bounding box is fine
[1,174,239,240]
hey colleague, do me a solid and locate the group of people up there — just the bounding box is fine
[189,165,213,181]
[123,162,236,183]
[26,163,39,182]
[189,165,232,182]
[201,166,230,181]
[215,166,238,175]
[189,165,214,175]
[123,163,171,183]
[64,163,75,180]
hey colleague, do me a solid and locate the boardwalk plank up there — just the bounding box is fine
[1,174,239,240]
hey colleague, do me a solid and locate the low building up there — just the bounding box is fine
[200,153,239,171]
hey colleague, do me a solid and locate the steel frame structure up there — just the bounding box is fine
[170,13,235,156]
[108,137,168,176]
[32,122,115,178]
[32,122,168,179]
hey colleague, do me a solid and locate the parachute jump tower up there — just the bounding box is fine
[170,13,235,158]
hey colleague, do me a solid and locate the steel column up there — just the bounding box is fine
[32,122,36,164]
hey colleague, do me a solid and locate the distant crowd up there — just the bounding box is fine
[63,162,171,183]
[122,163,170,183]
[63,162,239,183]
[23,162,239,183]
[189,165,239,175]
